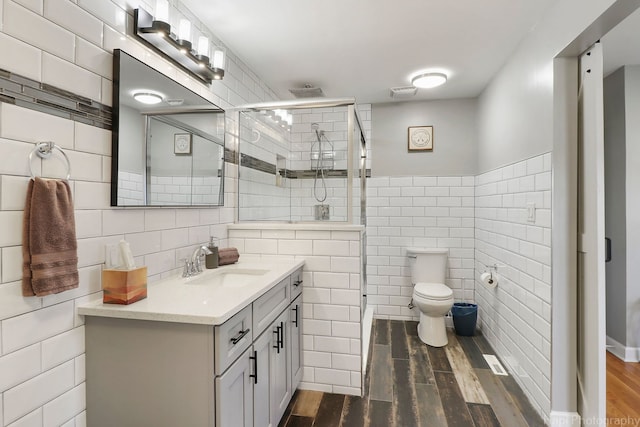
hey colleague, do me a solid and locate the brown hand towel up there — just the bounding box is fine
[218,247,240,266]
[22,177,79,297]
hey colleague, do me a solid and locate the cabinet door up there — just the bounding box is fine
[271,309,291,426]
[216,348,253,427]
[289,295,303,392]
[253,326,274,427]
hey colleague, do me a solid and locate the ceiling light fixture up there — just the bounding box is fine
[411,72,447,89]
[133,7,225,84]
[133,92,163,105]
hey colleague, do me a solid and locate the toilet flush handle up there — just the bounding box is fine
[407,255,417,259]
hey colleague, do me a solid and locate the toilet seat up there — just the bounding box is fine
[414,282,453,301]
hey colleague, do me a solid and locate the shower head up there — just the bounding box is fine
[289,84,324,98]
[311,123,324,139]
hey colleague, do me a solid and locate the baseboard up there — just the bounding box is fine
[549,411,580,427]
[606,335,640,362]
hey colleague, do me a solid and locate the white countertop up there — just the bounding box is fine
[78,259,304,326]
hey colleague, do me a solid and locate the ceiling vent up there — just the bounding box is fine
[289,84,324,98]
[389,86,417,99]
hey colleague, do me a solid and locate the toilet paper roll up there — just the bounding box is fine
[480,272,497,289]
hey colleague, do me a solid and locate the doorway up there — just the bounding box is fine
[601,8,640,422]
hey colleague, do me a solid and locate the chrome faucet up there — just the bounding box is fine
[190,245,212,276]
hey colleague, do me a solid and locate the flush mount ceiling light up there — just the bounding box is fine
[411,72,447,89]
[133,92,163,104]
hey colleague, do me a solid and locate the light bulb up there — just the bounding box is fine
[197,36,209,57]
[155,0,169,22]
[178,19,191,41]
[212,50,225,69]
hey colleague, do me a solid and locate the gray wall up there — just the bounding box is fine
[603,65,640,351]
[623,66,640,349]
[371,99,477,177]
[604,67,627,345]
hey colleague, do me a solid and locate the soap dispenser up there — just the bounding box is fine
[205,236,219,269]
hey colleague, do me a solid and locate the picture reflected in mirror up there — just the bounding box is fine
[111,49,225,207]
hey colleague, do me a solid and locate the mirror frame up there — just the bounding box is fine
[111,49,225,207]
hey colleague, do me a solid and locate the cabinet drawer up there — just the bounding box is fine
[290,268,303,300]
[215,305,253,375]
[253,277,290,337]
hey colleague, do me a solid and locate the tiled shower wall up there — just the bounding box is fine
[366,176,476,319]
[239,105,372,222]
[289,105,372,223]
[228,225,364,396]
[0,0,277,425]
[474,153,552,417]
[238,116,290,221]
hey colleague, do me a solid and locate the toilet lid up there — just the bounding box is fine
[414,282,453,300]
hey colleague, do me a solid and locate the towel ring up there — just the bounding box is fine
[29,142,71,180]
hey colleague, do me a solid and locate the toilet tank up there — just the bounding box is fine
[406,248,448,284]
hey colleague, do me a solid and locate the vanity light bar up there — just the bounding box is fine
[133,8,224,84]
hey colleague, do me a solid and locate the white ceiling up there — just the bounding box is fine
[181,0,560,104]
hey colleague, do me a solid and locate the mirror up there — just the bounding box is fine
[111,49,225,207]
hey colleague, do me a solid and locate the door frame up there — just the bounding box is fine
[551,2,640,425]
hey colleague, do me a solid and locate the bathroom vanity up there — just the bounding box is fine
[78,259,304,427]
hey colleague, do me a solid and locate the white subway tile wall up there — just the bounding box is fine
[474,152,552,417]
[0,0,279,424]
[238,113,292,221]
[366,175,476,319]
[228,226,364,396]
[238,105,372,223]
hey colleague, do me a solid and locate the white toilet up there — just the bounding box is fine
[407,248,453,347]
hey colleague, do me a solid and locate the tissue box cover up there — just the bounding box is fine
[102,267,147,304]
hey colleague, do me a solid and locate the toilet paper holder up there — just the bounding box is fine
[481,263,504,287]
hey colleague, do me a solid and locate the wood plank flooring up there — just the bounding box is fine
[279,319,545,427]
[607,351,640,422]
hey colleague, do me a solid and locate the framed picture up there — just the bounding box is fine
[408,126,433,151]
[174,133,192,155]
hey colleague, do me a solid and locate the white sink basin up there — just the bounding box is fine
[186,268,269,287]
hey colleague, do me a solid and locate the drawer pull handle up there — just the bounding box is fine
[279,321,285,349]
[249,350,258,384]
[292,305,298,327]
[273,326,281,353]
[293,279,303,287]
[230,328,250,345]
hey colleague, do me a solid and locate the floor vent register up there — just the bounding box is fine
[483,354,508,376]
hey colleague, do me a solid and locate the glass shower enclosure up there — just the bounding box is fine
[235,97,372,377]
[236,98,367,226]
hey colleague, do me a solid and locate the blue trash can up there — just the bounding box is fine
[452,302,478,336]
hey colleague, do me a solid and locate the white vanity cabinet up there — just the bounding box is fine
[288,268,303,392]
[220,278,292,427]
[289,294,303,392]
[83,262,304,427]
